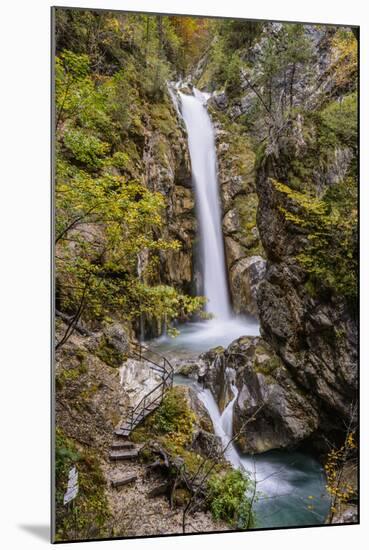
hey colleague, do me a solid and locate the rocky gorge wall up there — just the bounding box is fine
[189,23,358,457]
[142,98,196,296]
[208,96,266,317]
[125,92,200,338]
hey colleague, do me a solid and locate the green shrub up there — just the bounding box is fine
[319,93,357,149]
[225,53,243,96]
[151,386,195,440]
[207,469,255,528]
[63,127,109,169]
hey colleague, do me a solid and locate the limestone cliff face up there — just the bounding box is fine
[207,99,265,317]
[256,163,357,444]
[192,24,358,453]
[142,98,197,297]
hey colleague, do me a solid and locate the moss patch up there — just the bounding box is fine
[95,336,126,368]
[55,352,88,390]
[54,427,111,542]
[150,102,179,136]
[131,386,227,476]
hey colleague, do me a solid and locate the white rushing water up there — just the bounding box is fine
[175,373,330,528]
[152,85,260,351]
[158,86,330,528]
[179,88,231,320]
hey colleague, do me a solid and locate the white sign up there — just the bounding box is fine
[64,466,79,505]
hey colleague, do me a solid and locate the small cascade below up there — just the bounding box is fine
[196,383,241,469]
[174,372,330,529]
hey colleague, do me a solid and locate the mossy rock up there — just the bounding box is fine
[55,353,89,390]
[131,386,228,478]
[95,335,127,368]
[173,487,191,507]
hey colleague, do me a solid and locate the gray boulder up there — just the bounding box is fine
[229,255,266,317]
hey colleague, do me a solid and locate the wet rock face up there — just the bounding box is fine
[208,103,265,317]
[203,336,319,454]
[256,172,358,434]
[229,256,266,317]
[144,102,196,297]
[201,347,233,413]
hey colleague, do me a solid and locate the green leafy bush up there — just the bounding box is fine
[207,469,255,528]
[274,179,357,306]
[63,128,109,168]
[319,93,357,149]
[151,387,195,442]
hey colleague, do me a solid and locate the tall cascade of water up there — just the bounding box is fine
[179,88,231,320]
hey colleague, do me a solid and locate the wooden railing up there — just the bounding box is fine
[116,342,174,437]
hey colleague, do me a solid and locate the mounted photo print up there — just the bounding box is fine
[51,6,359,543]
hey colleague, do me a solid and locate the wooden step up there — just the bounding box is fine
[110,441,135,450]
[114,427,131,437]
[109,449,139,461]
[111,474,137,488]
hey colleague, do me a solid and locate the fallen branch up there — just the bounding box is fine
[55,309,94,337]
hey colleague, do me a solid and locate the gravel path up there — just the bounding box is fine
[102,451,229,537]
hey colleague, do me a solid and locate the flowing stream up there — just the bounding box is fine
[175,374,330,528]
[151,85,330,528]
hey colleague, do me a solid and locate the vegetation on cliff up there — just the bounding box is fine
[53,9,358,538]
[55,427,111,541]
[275,178,357,306]
[55,10,210,344]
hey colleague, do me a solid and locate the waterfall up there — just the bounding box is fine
[179,88,231,320]
[181,375,330,528]
[195,384,241,469]
[154,84,260,350]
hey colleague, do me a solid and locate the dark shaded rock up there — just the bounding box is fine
[104,323,129,354]
[201,347,233,412]
[191,429,222,458]
[256,172,358,442]
[96,324,130,368]
[227,336,319,453]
